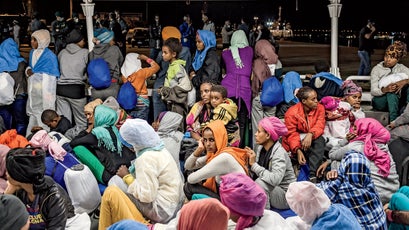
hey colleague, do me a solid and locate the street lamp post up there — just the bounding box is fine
[81,0,95,52]
[328,0,342,77]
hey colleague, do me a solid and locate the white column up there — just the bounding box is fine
[81,0,95,52]
[327,0,342,77]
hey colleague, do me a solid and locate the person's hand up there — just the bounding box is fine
[189,71,196,80]
[316,161,329,178]
[297,149,306,165]
[116,165,130,178]
[326,170,338,180]
[395,79,408,92]
[26,68,33,77]
[191,132,201,141]
[139,54,148,61]
[31,126,43,133]
[301,133,313,151]
[346,132,357,141]
[388,122,396,130]
[245,146,256,166]
[382,83,398,93]
[4,181,20,194]
[194,138,205,157]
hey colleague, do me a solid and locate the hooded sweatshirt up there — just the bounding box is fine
[89,43,124,80]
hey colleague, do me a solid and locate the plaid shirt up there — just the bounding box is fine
[317,150,387,230]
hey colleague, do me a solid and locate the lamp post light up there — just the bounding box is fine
[328,0,342,77]
[81,0,95,51]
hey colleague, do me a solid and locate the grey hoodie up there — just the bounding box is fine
[89,43,124,80]
[57,43,89,85]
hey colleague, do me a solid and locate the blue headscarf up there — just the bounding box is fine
[192,30,216,71]
[91,105,122,155]
[0,38,25,73]
[282,71,303,103]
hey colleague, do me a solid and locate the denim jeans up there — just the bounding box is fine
[129,105,150,122]
[12,96,28,136]
[358,50,371,76]
[152,89,167,121]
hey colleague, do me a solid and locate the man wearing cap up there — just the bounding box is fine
[51,11,69,54]
[357,19,376,76]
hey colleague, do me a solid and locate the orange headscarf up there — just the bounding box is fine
[0,129,29,149]
[202,120,249,192]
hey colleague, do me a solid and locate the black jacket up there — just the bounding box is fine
[15,176,75,230]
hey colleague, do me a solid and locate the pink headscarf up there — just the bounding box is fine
[341,80,362,96]
[219,172,267,230]
[259,116,288,142]
[350,118,391,177]
[320,96,339,111]
[29,130,67,161]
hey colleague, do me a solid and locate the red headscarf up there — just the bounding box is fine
[0,129,29,149]
[202,120,249,192]
[350,118,391,177]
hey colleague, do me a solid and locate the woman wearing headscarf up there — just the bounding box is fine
[25,29,60,137]
[371,41,409,121]
[0,38,28,135]
[89,27,124,101]
[155,111,184,170]
[98,118,184,228]
[219,172,291,230]
[189,30,221,100]
[285,181,361,230]
[251,39,283,149]
[221,30,253,148]
[70,105,135,185]
[341,79,365,122]
[328,117,400,204]
[282,86,326,181]
[0,144,10,194]
[317,150,387,229]
[384,186,409,229]
[245,116,296,210]
[4,148,90,229]
[183,119,249,200]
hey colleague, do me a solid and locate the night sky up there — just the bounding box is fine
[1,0,408,33]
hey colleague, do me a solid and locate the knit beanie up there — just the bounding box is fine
[94,27,114,44]
[84,98,103,113]
[0,194,29,230]
[6,148,46,185]
[66,28,84,44]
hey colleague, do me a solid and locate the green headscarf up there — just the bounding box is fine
[92,105,122,155]
[229,30,249,69]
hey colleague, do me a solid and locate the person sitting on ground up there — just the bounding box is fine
[4,148,90,229]
[121,52,159,121]
[219,172,292,230]
[0,144,10,193]
[183,120,248,200]
[383,186,409,229]
[98,118,184,228]
[40,109,72,135]
[102,96,131,129]
[282,86,326,182]
[316,150,387,229]
[245,116,296,210]
[325,117,400,204]
[371,40,409,121]
[0,194,30,230]
[285,181,361,230]
[341,80,365,122]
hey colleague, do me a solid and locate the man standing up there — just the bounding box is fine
[202,13,215,33]
[115,10,128,57]
[357,19,376,76]
[179,14,195,54]
[51,11,69,54]
[148,14,162,59]
[12,20,20,48]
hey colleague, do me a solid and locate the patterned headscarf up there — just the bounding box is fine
[178,198,230,230]
[385,41,407,60]
[350,118,391,177]
[91,105,122,155]
[219,172,267,230]
[229,30,249,69]
[192,30,216,71]
[341,80,362,96]
[258,116,288,142]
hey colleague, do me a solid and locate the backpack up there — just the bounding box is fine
[0,72,15,106]
[87,58,111,90]
[260,76,284,107]
[117,81,138,110]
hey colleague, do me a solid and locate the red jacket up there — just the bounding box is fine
[282,102,325,154]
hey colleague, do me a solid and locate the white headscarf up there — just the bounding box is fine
[31,29,51,67]
[120,118,162,152]
[121,53,141,78]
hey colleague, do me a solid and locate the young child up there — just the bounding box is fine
[159,37,193,121]
[209,84,240,147]
[41,109,72,135]
[341,80,365,124]
[121,52,159,121]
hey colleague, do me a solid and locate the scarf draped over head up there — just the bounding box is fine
[32,29,51,49]
[282,71,302,103]
[177,198,230,230]
[192,30,216,71]
[252,39,278,95]
[286,181,331,224]
[91,105,122,155]
[157,111,183,141]
[202,120,249,193]
[351,118,391,177]
[259,116,288,142]
[119,118,164,156]
[29,130,67,161]
[84,98,103,113]
[0,38,25,73]
[219,172,267,230]
[121,53,141,78]
[29,29,59,77]
[229,30,249,69]
[341,80,362,97]
[385,41,407,61]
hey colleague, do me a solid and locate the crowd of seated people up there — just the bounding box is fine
[1,15,409,230]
